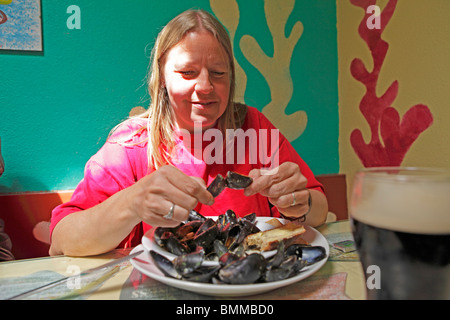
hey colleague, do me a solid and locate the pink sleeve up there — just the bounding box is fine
[49,120,148,242]
[49,160,128,239]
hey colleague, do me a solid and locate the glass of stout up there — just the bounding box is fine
[350,167,450,299]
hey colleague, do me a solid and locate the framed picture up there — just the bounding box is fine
[0,0,43,51]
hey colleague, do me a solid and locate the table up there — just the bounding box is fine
[0,220,366,300]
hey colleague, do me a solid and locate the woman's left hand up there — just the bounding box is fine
[244,162,311,220]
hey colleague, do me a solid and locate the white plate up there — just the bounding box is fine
[131,218,329,297]
[142,216,283,266]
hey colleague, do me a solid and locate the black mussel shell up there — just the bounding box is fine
[285,244,327,265]
[218,252,241,266]
[149,250,180,279]
[264,266,293,282]
[225,171,253,189]
[241,212,257,224]
[183,265,221,283]
[266,242,285,270]
[153,227,174,247]
[213,239,228,258]
[218,253,267,284]
[173,248,205,276]
[187,210,207,222]
[207,174,226,197]
[165,236,190,256]
[176,222,200,239]
[193,219,219,249]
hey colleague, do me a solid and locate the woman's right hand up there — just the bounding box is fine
[127,165,214,227]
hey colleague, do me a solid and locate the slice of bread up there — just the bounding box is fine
[244,222,307,251]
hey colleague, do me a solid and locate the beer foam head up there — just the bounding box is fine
[350,167,450,235]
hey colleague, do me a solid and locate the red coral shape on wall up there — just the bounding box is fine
[349,0,433,167]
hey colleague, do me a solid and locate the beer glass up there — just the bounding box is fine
[350,167,450,299]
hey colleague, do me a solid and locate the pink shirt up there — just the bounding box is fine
[50,106,324,248]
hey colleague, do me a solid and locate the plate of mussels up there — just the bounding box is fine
[130,210,329,297]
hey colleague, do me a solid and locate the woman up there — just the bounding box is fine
[49,9,328,257]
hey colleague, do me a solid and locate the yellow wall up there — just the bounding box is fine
[338,0,450,189]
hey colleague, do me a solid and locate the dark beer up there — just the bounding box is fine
[352,218,450,299]
[350,167,450,300]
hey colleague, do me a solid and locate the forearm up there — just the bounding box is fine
[49,189,140,256]
[303,189,328,227]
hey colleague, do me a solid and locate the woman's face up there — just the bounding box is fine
[163,29,231,133]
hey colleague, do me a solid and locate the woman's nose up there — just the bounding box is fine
[195,70,213,94]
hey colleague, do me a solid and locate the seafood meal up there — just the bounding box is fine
[149,209,327,285]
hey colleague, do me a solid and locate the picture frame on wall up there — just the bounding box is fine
[0,0,43,52]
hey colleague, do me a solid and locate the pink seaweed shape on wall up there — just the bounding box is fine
[349,0,433,167]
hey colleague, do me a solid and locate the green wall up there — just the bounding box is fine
[0,0,338,193]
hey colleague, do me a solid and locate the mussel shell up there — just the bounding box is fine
[292,258,308,273]
[187,210,207,222]
[213,239,228,258]
[183,265,221,283]
[263,266,293,282]
[173,248,205,276]
[266,242,285,270]
[153,227,174,247]
[264,255,305,282]
[207,174,226,197]
[216,210,237,233]
[218,253,267,284]
[225,171,253,189]
[224,224,242,249]
[193,219,219,249]
[165,236,190,256]
[241,212,257,224]
[279,255,299,270]
[225,220,259,250]
[195,218,216,234]
[224,209,238,224]
[285,244,327,265]
[149,250,181,279]
[218,252,241,266]
[176,221,201,238]
[239,219,260,235]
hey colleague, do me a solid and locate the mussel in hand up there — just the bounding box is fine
[207,171,253,198]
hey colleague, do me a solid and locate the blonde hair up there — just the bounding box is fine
[128,9,246,169]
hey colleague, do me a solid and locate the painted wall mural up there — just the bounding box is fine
[349,0,433,167]
[211,0,307,142]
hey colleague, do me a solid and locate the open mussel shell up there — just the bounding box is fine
[173,248,205,276]
[192,218,219,249]
[213,239,228,258]
[266,242,286,270]
[165,236,189,256]
[149,250,181,279]
[187,210,207,222]
[285,244,327,265]
[264,265,293,282]
[225,171,253,189]
[207,174,226,197]
[218,253,267,284]
[263,242,306,282]
[183,265,221,283]
[153,227,174,247]
[207,171,253,198]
